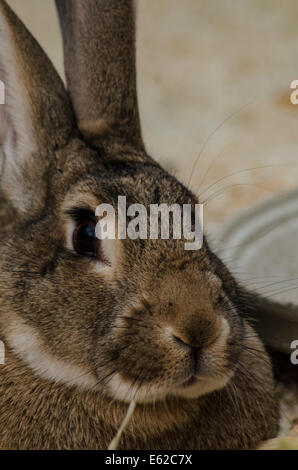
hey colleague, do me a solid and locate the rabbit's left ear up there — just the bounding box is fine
[56,0,143,150]
[0,0,75,215]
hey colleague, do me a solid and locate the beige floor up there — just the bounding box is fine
[7,0,298,235]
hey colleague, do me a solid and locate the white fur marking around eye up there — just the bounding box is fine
[6,318,97,390]
[99,238,119,267]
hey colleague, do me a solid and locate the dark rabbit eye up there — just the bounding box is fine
[73,220,99,257]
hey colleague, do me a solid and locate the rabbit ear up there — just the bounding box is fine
[55,0,143,149]
[0,0,74,215]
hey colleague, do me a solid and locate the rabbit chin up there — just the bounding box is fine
[106,371,233,403]
[171,373,234,399]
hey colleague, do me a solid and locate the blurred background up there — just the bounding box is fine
[7,0,298,236]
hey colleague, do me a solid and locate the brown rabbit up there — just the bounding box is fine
[0,0,290,449]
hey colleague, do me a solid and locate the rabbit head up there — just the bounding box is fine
[0,0,276,416]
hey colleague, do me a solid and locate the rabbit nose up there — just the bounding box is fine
[170,314,221,352]
[172,333,200,350]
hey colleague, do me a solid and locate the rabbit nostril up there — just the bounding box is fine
[172,334,200,351]
[172,334,191,348]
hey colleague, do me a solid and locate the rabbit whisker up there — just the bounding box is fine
[202,183,275,206]
[198,162,298,200]
[187,101,252,188]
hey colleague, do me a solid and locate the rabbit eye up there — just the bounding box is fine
[73,220,99,257]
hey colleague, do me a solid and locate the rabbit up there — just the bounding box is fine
[0,0,293,449]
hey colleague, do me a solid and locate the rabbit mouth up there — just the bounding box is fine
[106,366,234,403]
[180,375,198,388]
[172,370,233,399]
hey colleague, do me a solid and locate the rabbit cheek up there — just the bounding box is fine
[100,335,170,403]
[3,313,97,390]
